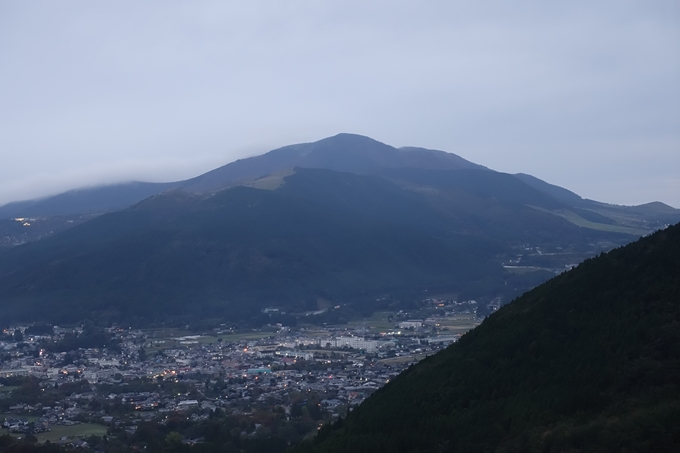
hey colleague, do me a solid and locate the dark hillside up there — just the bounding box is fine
[0,170,504,324]
[0,166,644,326]
[379,167,619,242]
[386,168,564,210]
[513,172,584,205]
[299,223,680,453]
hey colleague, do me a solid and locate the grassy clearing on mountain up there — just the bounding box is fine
[345,312,395,333]
[554,209,647,234]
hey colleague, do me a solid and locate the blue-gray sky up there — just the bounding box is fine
[1,1,678,207]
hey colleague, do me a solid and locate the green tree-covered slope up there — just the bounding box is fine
[298,223,680,453]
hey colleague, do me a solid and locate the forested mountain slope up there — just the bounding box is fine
[0,169,501,324]
[0,168,628,325]
[3,135,675,236]
[0,134,674,326]
[298,223,680,453]
[0,134,484,219]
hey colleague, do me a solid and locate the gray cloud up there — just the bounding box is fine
[1,1,678,207]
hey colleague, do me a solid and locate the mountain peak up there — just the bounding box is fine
[179,134,484,193]
[324,132,384,142]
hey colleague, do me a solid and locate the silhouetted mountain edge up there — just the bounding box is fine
[3,134,675,224]
[296,223,680,453]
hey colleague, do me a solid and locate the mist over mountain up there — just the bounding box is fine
[0,134,678,325]
[0,168,561,324]
[0,134,486,219]
[296,223,680,453]
[0,181,181,219]
[1,134,675,226]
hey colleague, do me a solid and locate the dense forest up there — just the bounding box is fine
[294,223,680,452]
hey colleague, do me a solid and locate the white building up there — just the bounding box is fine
[329,337,381,352]
[275,350,314,360]
[398,320,423,329]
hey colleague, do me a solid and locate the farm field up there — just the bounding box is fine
[436,314,481,335]
[379,354,428,366]
[345,311,396,333]
[0,423,107,444]
[40,423,107,443]
[0,413,39,422]
[139,311,481,353]
[142,327,278,352]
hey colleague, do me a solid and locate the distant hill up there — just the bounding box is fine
[0,181,179,218]
[1,134,675,238]
[0,167,634,325]
[297,223,680,453]
[0,134,485,219]
[0,169,491,323]
[0,134,678,326]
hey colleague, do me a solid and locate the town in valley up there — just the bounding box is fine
[0,299,481,447]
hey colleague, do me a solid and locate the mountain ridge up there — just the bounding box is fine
[0,134,678,325]
[0,169,495,323]
[3,134,674,222]
[134,134,490,194]
[0,166,634,325]
[0,181,182,219]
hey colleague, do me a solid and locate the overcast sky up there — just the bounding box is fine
[1,1,678,207]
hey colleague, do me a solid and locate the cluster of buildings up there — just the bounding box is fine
[0,317,465,440]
